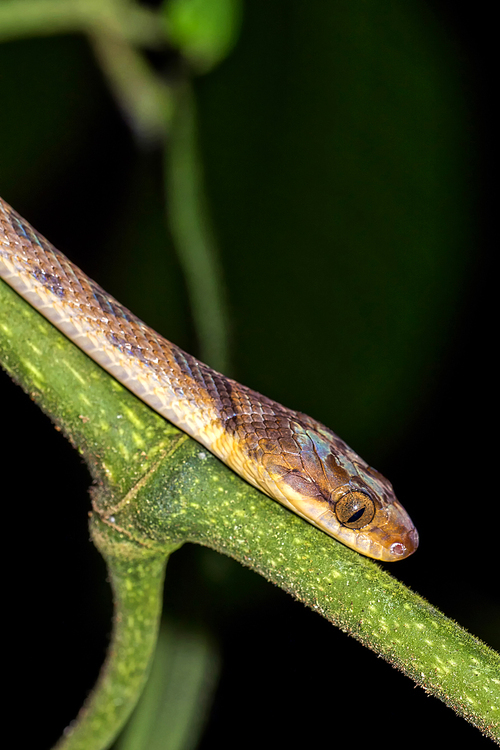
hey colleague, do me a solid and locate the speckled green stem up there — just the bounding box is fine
[1,277,499,745]
[54,523,178,750]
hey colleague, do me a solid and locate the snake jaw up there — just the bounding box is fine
[281,490,418,561]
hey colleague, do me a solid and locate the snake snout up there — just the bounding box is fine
[390,526,419,558]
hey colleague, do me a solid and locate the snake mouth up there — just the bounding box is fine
[334,523,419,561]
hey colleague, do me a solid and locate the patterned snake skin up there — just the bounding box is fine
[0,197,418,561]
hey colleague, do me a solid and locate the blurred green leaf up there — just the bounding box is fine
[163,0,243,71]
[116,622,219,750]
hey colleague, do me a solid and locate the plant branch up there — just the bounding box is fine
[54,523,176,750]
[1,278,499,745]
[165,80,231,373]
[0,0,163,47]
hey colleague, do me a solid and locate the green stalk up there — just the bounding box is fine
[54,526,176,750]
[0,0,162,46]
[1,269,499,746]
[165,80,231,373]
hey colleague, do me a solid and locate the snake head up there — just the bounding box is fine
[261,419,418,562]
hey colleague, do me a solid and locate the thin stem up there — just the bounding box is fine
[53,517,177,750]
[0,0,164,47]
[165,81,231,373]
[89,29,172,142]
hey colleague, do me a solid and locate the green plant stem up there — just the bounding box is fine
[165,80,231,373]
[89,29,172,142]
[0,0,169,142]
[0,0,163,47]
[1,279,499,745]
[54,523,177,750]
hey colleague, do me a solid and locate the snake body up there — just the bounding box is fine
[0,196,418,561]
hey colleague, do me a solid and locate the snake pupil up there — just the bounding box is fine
[348,507,365,524]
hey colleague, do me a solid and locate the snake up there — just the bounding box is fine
[0,196,418,561]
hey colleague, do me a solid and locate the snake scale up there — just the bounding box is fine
[0,196,418,561]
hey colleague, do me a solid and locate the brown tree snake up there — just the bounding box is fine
[0,196,418,561]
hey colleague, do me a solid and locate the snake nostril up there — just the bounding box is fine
[390,542,406,556]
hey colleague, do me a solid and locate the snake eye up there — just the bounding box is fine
[335,491,375,529]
